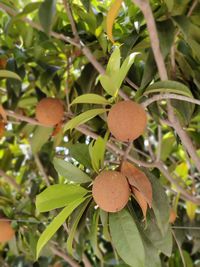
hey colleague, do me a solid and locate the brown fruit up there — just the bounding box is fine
[0,120,5,138]
[92,171,130,212]
[0,58,7,69]
[107,100,147,142]
[36,98,64,126]
[169,208,177,224]
[0,220,15,243]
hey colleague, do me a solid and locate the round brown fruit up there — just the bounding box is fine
[36,98,64,126]
[0,220,15,243]
[92,171,130,212]
[107,100,147,142]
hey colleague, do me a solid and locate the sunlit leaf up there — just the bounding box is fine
[186,201,197,221]
[64,109,106,132]
[36,184,88,212]
[36,198,85,258]
[0,70,21,80]
[70,94,109,106]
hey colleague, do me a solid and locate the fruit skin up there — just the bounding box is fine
[0,220,15,243]
[107,100,147,142]
[36,98,64,126]
[92,171,130,212]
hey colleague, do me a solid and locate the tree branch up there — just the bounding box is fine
[50,246,81,267]
[132,0,168,80]
[34,153,50,186]
[142,93,200,108]
[0,169,21,191]
[133,0,200,173]
[155,161,200,204]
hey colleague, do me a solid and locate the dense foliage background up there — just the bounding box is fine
[0,0,200,266]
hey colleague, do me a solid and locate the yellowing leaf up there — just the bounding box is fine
[132,187,148,220]
[186,201,197,221]
[121,161,152,208]
[106,0,123,43]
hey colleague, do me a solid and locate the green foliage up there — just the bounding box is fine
[0,0,200,266]
[36,184,88,212]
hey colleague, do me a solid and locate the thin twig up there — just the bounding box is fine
[62,0,79,42]
[187,0,198,17]
[50,246,81,267]
[0,169,21,191]
[125,78,139,91]
[156,161,200,204]
[172,230,186,267]
[5,110,43,125]
[142,93,200,108]
[0,2,79,47]
[34,154,50,186]
[132,0,168,80]
[122,142,133,162]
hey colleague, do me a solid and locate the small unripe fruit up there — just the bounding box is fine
[0,220,15,243]
[36,98,64,126]
[92,171,130,212]
[107,100,147,142]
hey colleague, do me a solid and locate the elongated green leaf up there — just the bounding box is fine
[64,109,106,131]
[109,209,145,267]
[67,143,92,169]
[145,80,193,97]
[89,133,108,173]
[116,52,139,90]
[53,157,91,183]
[107,47,121,76]
[99,75,118,96]
[147,171,170,236]
[36,198,85,258]
[66,198,91,255]
[70,94,109,106]
[39,0,56,35]
[0,70,21,80]
[30,126,53,154]
[36,184,88,212]
[144,211,173,257]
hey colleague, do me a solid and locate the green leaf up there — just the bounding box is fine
[147,171,170,236]
[36,184,88,212]
[66,198,91,255]
[30,126,53,154]
[160,132,176,161]
[0,70,21,80]
[39,0,56,35]
[89,133,108,173]
[145,80,193,98]
[53,157,92,183]
[70,94,109,106]
[144,212,173,257]
[90,209,103,260]
[186,201,197,221]
[67,143,92,169]
[116,52,139,90]
[109,209,145,267]
[99,75,118,96]
[36,198,85,259]
[106,47,121,76]
[64,109,106,132]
